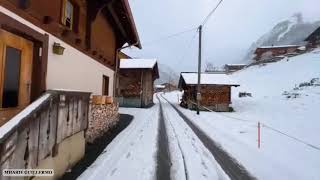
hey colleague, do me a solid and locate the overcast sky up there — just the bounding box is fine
[124,0,320,72]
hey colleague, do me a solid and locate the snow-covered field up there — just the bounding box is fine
[163,49,320,180]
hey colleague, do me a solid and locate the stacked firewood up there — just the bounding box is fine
[121,83,141,97]
[86,102,119,143]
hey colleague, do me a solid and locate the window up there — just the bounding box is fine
[61,0,79,32]
[102,75,109,96]
[2,46,22,108]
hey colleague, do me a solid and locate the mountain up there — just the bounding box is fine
[243,13,320,62]
[155,63,179,85]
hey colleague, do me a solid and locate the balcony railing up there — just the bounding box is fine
[0,90,91,171]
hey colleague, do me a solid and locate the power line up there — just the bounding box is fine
[142,27,198,46]
[201,0,224,26]
[262,123,320,151]
[189,101,320,152]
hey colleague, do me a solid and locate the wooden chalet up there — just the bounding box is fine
[305,27,320,49]
[254,45,301,61]
[224,64,246,73]
[0,0,140,178]
[179,72,239,112]
[118,59,159,108]
[155,84,166,92]
[161,82,178,91]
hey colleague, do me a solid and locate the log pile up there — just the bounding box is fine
[121,83,141,97]
[86,102,119,143]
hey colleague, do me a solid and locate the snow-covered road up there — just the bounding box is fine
[77,94,252,180]
[78,104,159,180]
[157,95,231,180]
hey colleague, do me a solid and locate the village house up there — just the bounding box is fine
[155,82,177,92]
[0,0,140,179]
[155,84,166,92]
[305,26,320,49]
[118,59,159,108]
[224,64,246,73]
[254,45,301,61]
[161,82,178,91]
[179,72,239,112]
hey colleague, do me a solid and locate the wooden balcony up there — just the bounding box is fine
[0,90,91,176]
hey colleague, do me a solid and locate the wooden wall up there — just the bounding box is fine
[141,70,154,106]
[91,12,116,65]
[182,85,231,106]
[119,69,142,97]
[0,0,118,69]
[119,69,155,107]
[200,86,231,106]
[255,46,299,61]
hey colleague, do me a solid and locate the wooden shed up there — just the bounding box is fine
[178,72,239,112]
[118,59,159,108]
[224,64,247,73]
[254,45,301,61]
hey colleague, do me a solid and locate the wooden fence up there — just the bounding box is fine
[0,90,91,172]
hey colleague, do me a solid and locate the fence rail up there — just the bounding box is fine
[0,90,91,171]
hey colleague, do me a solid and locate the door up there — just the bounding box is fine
[0,29,33,126]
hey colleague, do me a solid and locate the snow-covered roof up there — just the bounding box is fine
[155,85,165,89]
[180,72,239,86]
[120,59,157,69]
[258,45,300,49]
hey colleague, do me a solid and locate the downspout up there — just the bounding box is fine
[114,42,139,98]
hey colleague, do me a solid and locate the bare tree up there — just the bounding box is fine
[205,62,221,72]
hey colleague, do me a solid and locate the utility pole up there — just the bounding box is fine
[197,25,202,115]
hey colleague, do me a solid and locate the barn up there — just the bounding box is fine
[118,59,159,108]
[224,64,247,73]
[254,45,301,61]
[178,72,239,112]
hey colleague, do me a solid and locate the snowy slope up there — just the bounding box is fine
[163,49,320,180]
[242,14,320,62]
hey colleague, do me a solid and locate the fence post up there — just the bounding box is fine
[258,122,261,149]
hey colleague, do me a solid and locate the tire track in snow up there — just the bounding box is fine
[161,95,256,180]
[156,95,172,180]
[158,97,190,180]
[159,95,225,180]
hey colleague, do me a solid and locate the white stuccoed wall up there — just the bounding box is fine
[0,6,114,95]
